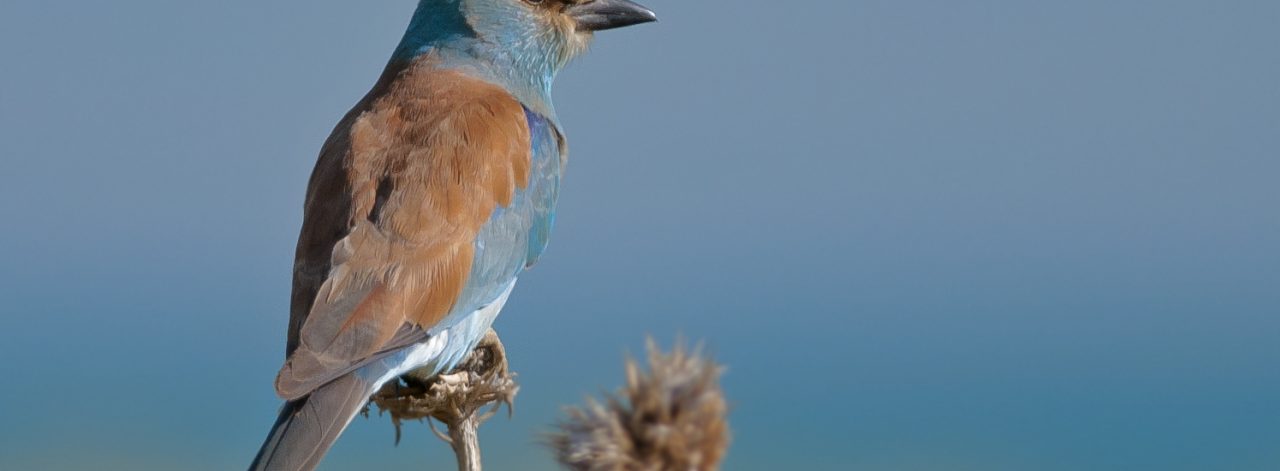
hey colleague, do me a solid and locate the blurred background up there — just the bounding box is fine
[1,1,1277,470]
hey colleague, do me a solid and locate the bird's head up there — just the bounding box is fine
[461,0,657,65]
[395,0,656,108]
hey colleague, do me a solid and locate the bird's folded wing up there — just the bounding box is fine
[276,69,532,400]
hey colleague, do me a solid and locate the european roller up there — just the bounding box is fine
[248,1,655,469]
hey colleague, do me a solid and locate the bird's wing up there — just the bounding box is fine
[275,68,533,400]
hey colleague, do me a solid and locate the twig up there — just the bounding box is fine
[448,414,483,471]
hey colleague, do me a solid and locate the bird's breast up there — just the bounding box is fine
[429,106,563,331]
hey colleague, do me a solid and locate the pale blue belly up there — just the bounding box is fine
[360,280,516,385]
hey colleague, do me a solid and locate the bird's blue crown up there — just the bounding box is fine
[392,0,589,115]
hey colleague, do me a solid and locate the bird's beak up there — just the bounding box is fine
[568,0,658,32]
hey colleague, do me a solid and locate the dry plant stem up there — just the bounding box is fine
[449,415,483,471]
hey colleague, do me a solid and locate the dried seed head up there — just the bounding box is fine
[369,329,518,444]
[549,339,730,471]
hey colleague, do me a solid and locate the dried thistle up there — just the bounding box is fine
[548,338,730,471]
[368,329,519,471]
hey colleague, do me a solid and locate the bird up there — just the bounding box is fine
[248,1,656,469]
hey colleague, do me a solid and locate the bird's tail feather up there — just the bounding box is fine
[248,373,379,471]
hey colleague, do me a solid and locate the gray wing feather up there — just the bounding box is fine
[249,373,381,471]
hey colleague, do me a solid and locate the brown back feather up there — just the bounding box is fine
[276,59,532,399]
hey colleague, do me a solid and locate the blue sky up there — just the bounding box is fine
[1,1,1277,470]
